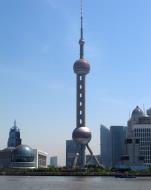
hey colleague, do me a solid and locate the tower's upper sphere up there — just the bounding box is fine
[72,127,91,145]
[73,58,90,74]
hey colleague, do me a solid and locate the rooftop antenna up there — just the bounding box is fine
[14,120,16,126]
[13,119,17,129]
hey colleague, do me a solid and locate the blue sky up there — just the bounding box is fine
[0,0,151,165]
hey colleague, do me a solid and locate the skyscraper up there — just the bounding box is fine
[66,140,77,168]
[100,125,126,168]
[110,126,126,167]
[7,120,22,148]
[71,0,100,168]
[124,106,151,167]
[100,125,112,168]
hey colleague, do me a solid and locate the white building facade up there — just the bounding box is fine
[33,149,48,168]
[133,123,151,166]
[123,106,151,167]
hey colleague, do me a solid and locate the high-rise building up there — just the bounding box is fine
[100,125,126,168]
[110,126,126,167]
[66,140,77,168]
[50,156,58,167]
[71,0,100,168]
[100,125,112,168]
[7,120,22,148]
[123,106,151,167]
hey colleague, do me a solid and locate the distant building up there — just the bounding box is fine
[100,125,126,168]
[7,120,22,148]
[100,125,112,168]
[33,149,48,168]
[86,155,101,166]
[0,121,48,169]
[0,147,15,168]
[66,140,77,168]
[50,156,58,167]
[110,126,126,168]
[0,145,35,168]
[0,145,48,169]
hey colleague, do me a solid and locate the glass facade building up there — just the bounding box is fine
[66,140,77,168]
[110,126,126,167]
[12,145,34,162]
[100,125,112,168]
[0,146,48,168]
[7,121,22,148]
[100,125,126,168]
[0,122,48,169]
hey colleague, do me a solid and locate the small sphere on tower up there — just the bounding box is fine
[72,126,92,145]
[79,38,85,46]
[73,58,90,75]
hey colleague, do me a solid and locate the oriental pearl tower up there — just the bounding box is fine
[72,0,101,168]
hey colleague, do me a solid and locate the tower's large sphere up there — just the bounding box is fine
[72,127,91,145]
[73,59,90,74]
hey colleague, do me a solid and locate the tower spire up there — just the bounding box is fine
[79,0,85,59]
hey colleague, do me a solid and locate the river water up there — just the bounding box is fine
[0,176,151,190]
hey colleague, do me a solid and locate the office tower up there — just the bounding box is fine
[71,0,100,168]
[110,126,126,167]
[7,120,22,148]
[50,156,58,167]
[124,106,151,167]
[66,140,77,168]
[100,125,112,168]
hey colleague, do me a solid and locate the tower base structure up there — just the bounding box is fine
[72,142,103,168]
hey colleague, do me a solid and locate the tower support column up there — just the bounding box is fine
[76,74,86,128]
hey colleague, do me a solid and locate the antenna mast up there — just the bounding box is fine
[79,0,85,59]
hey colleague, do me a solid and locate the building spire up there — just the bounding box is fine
[79,0,85,59]
[14,120,17,128]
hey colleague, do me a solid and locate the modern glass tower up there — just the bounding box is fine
[66,140,77,168]
[110,125,126,167]
[100,125,112,168]
[7,120,22,148]
[71,0,101,168]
